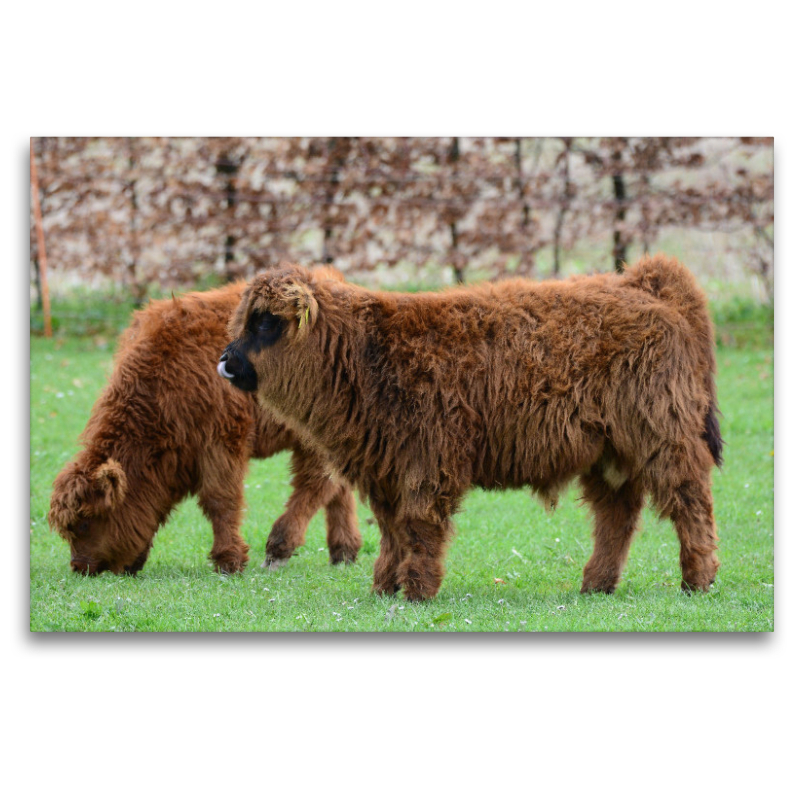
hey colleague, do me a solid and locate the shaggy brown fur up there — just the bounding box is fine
[220,254,722,600]
[49,279,360,576]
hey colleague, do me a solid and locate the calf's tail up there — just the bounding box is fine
[621,253,724,467]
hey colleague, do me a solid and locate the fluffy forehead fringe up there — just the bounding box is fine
[229,263,344,338]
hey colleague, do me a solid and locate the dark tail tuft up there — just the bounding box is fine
[702,403,724,467]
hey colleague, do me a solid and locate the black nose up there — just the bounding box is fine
[218,344,258,392]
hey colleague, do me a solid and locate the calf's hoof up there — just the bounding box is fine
[580,583,617,595]
[681,560,718,594]
[580,574,618,594]
[262,557,289,571]
[372,580,401,597]
[212,552,248,574]
[401,574,441,602]
[681,579,715,594]
[329,547,358,566]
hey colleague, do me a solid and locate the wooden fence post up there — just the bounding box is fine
[30,139,52,338]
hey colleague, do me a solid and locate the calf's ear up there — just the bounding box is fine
[92,459,127,511]
[280,280,319,337]
[48,459,127,534]
[48,461,87,533]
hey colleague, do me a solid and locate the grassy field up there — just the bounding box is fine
[29,322,774,632]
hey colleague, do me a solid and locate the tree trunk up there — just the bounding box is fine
[611,140,628,273]
[449,137,465,284]
[322,138,349,264]
[32,258,42,310]
[515,138,530,229]
[553,138,572,277]
[126,141,146,306]
[216,152,241,280]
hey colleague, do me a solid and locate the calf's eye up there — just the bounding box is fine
[249,312,284,345]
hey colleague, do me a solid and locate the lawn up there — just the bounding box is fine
[29,332,774,632]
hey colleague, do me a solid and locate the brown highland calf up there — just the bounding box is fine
[219,254,723,601]
[49,278,360,576]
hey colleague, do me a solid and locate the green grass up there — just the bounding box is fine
[32,284,773,348]
[30,334,774,632]
[30,290,139,339]
[30,338,774,631]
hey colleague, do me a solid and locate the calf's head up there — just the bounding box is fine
[219,264,325,397]
[48,458,148,575]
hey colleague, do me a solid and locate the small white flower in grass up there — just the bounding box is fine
[557,605,566,611]
[56,392,64,399]
[498,599,505,605]
[555,538,560,543]
[213,613,221,618]
[464,619,472,624]
[269,598,276,603]
[756,510,762,516]
[745,483,750,488]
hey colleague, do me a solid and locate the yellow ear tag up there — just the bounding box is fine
[299,306,310,329]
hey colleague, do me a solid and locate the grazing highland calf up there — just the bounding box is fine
[219,255,722,601]
[49,278,360,576]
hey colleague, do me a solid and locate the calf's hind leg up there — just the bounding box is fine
[324,482,361,565]
[263,447,361,568]
[645,443,719,592]
[579,465,645,594]
[657,478,718,592]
